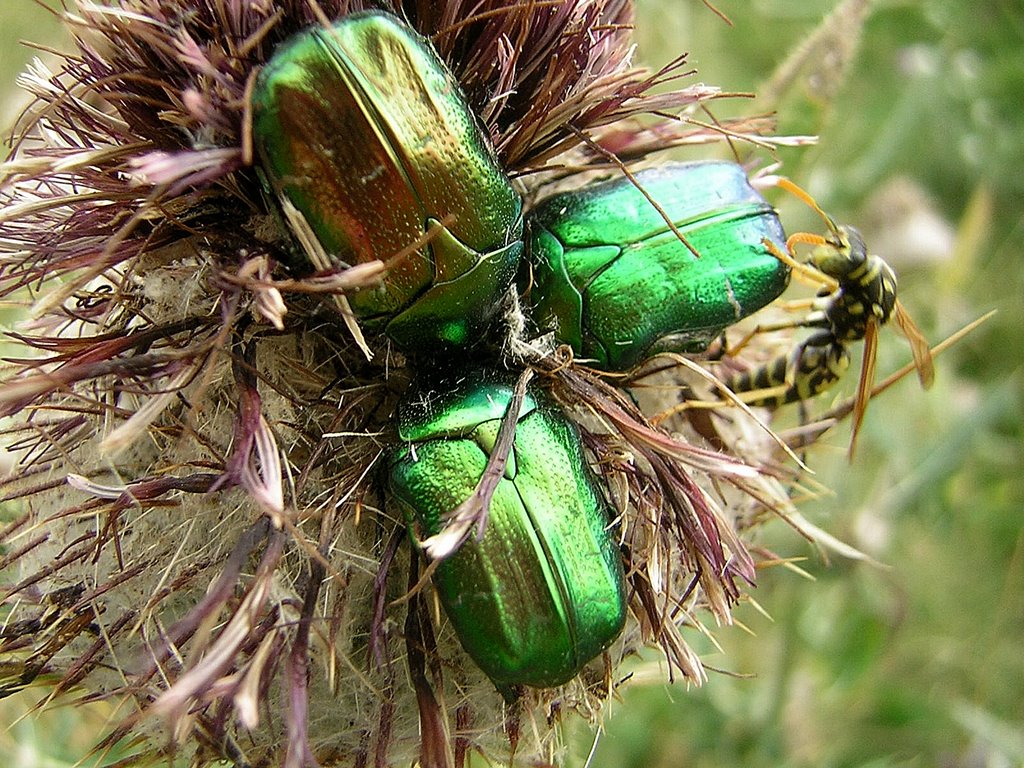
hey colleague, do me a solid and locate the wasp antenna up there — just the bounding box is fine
[786,231,830,251]
[776,177,842,235]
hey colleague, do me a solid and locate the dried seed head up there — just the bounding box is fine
[0,1,806,766]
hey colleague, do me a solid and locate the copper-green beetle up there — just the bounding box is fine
[388,373,627,692]
[526,161,791,370]
[252,12,523,349]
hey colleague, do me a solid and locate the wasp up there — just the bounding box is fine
[726,178,935,454]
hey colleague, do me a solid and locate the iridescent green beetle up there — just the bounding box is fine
[526,161,791,370]
[252,12,523,349]
[388,373,626,692]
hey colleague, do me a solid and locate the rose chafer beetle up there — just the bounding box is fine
[525,161,791,371]
[388,373,626,694]
[252,11,523,349]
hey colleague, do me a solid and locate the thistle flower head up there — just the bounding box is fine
[0,2,811,766]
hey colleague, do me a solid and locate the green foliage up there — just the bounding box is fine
[584,1,1024,766]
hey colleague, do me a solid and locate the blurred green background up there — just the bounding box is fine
[576,1,1023,766]
[1,1,1021,766]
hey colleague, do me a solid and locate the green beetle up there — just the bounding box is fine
[252,12,523,349]
[526,161,791,370]
[388,372,627,693]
